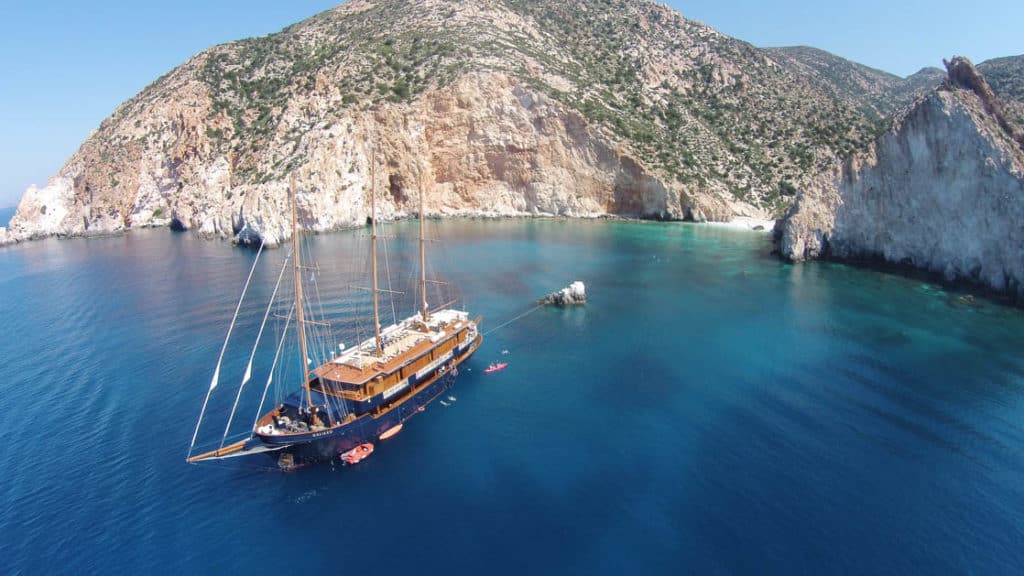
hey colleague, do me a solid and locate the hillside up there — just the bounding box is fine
[978,54,1024,128]
[979,55,1024,101]
[186,0,886,204]
[763,46,944,121]
[0,0,994,246]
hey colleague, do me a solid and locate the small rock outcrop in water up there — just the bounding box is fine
[776,56,1024,301]
[541,281,587,306]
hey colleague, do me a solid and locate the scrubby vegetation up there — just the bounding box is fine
[113,0,1020,213]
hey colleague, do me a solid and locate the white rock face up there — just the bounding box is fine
[565,281,586,302]
[6,177,79,240]
[3,71,755,247]
[778,84,1024,299]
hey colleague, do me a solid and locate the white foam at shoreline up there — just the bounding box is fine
[704,217,775,231]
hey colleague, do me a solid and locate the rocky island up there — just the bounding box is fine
[540,281,587,306]
[1,0,944,247]
[1,1,1022,302]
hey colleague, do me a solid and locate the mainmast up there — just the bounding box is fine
[419,180,429,323]
[290,173,314,413]
[370,150,383,357]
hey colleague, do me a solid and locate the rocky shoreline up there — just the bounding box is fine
[0,211,775,249]
[775,57,1024,303]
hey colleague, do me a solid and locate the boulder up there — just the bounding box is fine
[540,281,587,306]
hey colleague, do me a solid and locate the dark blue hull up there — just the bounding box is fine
[278,371,455,468]
[257,333,481,469]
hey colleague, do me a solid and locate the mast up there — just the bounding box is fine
[290,173,314,413]
[419,180,429,323]
[370,150,383,356]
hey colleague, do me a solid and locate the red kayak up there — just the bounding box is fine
[484,362,508,373]
[339,443,374,465]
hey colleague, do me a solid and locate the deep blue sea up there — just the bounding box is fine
[0,206,14,227]
[2,219,1023,574]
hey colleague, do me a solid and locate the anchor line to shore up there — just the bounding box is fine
[482,304,543,337]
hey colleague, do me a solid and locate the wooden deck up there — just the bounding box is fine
[314,329,431,385]
[313,324,466,393]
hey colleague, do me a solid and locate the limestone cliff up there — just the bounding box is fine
[776,57,1024,300]
[3,0,897,246]
[6,71,740,247]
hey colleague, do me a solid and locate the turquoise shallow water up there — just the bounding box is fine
[1,219,1023,574]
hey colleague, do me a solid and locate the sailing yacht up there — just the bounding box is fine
[187,169,482,470]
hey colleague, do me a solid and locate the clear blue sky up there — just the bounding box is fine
[0,0,1020,208]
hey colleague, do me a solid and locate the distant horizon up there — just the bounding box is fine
[1,0,1021,208]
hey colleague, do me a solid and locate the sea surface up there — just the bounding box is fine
[2,220,1023,574]
[0,206,14,227]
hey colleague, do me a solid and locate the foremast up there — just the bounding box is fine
[419,181,429,323]
[290,173,315,419]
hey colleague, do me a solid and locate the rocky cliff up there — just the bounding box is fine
[776,57,1024,300]
[2,0,900,246]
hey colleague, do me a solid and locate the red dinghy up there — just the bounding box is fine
[484,362,508,373]
[339,443,374,465]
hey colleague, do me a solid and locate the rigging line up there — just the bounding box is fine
[270,308,284,409]
[303,235,331,359]
[309,266,329,360]
[220,253,291,450]
[382,221,398,327]
[301,239,318,361]
[354,239,374,358]
[252,300,295,432]
[188,238,266,458]
[483,304,543,337]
